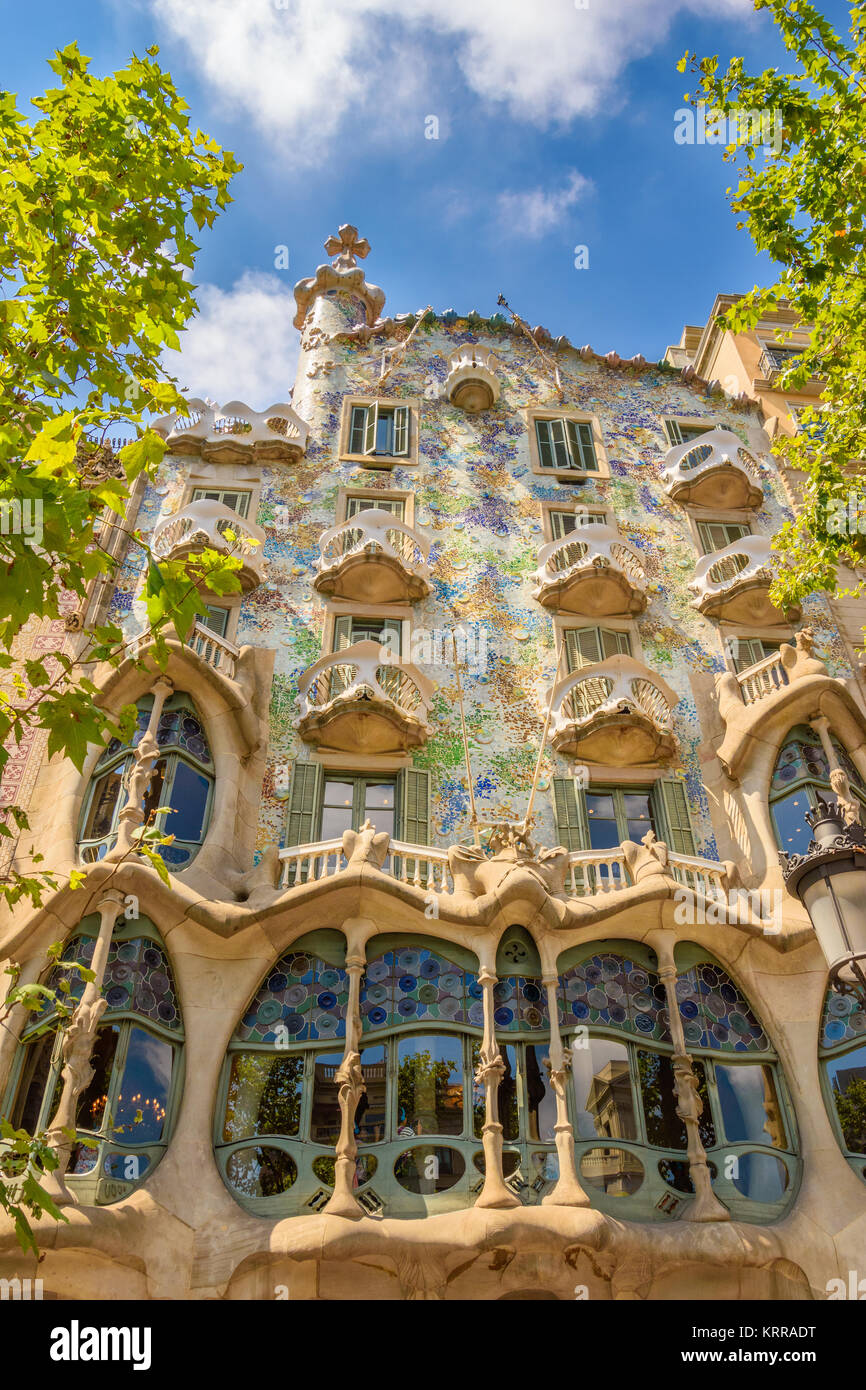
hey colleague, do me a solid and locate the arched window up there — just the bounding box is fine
[78,693,213,867]
[770,724,866,853]
[557,946,798,1222]
[2,917,183,1205]
[819,982,866,1184]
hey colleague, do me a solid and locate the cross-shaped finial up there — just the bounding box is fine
[324,224,370,271]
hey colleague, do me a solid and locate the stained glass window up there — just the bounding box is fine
[236,953,348,1044]
[558,953,670,1042]
[361,947,478,1031]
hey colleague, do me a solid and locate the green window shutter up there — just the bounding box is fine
[550,418,570,468]
[203,605,229,637]
[286,761,322,847]
[350,406,367,454]
[652,779,696,857]
[392,405,410,456]
[536,419,554,469]
[363,402,378,455]
[550,510,575,540]
[552,776,589,851]
[399,768,430,845]
[665,419,684,446]
[565,626,602,671]
[333,615,354,652]
[568,420,598,471]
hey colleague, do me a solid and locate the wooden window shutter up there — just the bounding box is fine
[665,419,684,446]
[399,768,430,845]
[392,405,410,456]
[552,776,589,852]
[568,420,598,471]
[286,761,322,847]
[652,779,696,856]
[349,405,367,454]
[363,402,378,454]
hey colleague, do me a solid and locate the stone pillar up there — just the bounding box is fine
[48,890,125,1179]
[540,974,590,1207]
[648,929,730,1223]
[111,676,173,857]
[322,948,366,1219]
[474,967,519,1209]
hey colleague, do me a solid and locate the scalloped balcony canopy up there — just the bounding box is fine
[660,428,763,510]
[689,535,799,626]
[151,499,267,593]
[549,654,678,766]
[151,398,309,463]
[533,524,647,616]
[295,639,434,753]
[314,508,432,604]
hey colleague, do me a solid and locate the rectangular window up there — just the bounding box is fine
[319,775,397,841]
[696,520,752,554]
[200,604,229,638]
[763,344,801,370]
[729,637,782,673]
[549,509,606,540]
[564,626,631,672]
[535,418,598,472]
[585,788,656,850]
[191,487,251,519]
[332,615,402,657]
[663,419,722,447]
[345,494,406,519]
[349,403,410,459]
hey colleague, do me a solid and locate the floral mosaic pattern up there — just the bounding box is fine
[38,935,182,1032]
[674,963,769,1053]
[820,984,866,1049]
[237,954,348,1043]
[558,953,670,1042]
[361,948,478,1030]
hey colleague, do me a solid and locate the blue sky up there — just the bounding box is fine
[4,0,853,406]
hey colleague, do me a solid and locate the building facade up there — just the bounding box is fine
[1,227,866,1300]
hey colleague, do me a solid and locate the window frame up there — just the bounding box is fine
[526,408,609,481]
[661,416,725,448]
[340,396,420,469]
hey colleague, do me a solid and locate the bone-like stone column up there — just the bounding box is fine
[540,973,590,1207]
[48,889,125,1179]
[111,676,174,858]
[474,966,520,1209]
[322,944,366,1219]
[647,929,730,1223]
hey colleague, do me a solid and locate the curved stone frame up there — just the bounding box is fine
[553,938,800,1225]
[768,722,866,855]
[0,914,186,1208]
[76,691,215,868]
[817,982,866,1186]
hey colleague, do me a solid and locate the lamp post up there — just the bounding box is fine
[780,797,866,1001]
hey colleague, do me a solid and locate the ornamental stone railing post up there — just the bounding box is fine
[648,929,730,1223]
[322,937,367,1219]
[474,967,520,1209]
[48,890,125,1180]
[110,676,174,859]
[540,973,590,1207]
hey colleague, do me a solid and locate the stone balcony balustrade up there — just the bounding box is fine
[313,509,432,604]
[186,620,240,680]
[151,397,309,463]
[548,654,678,766]
[660,428,763,510]
[295,639,434,753]
[532,524,647,616]
[152,499,267,593]
[689,535,799,625]
[443,344,500,413]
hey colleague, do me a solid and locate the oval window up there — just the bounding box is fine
[579,1146,644,1195]
[394,1144,465,1193]
[312,1153,378,1187]
[658,1158,717,1193]
[730,1152,788,1202]
[472,1150,520,1178]
[225,1146,297,1197]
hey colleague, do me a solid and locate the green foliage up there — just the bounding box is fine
[681,1,866,610]
[0,43,242,908]
[834,1074,866,1153]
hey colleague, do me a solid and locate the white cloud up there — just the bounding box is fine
[148,0,757,165]
[165,272,299,407]
[497,170,591,239]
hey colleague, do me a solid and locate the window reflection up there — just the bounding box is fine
[113,1027,173,1143]
[571,1037,637,1141]
[397,1034,464,1137]
[826,1044,866,1155]
[525,1045,556,1142]
[223,1053,303,1140]
[471,1041,517,1140]
[637,1050,714,1150]
[714,1063,786,1149]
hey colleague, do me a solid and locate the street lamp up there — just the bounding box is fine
[780,797,866,1001]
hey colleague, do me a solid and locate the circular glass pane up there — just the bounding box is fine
[730,1152,788,1202]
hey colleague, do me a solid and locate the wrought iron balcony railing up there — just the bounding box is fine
[548,654,678,766]
[295,640,434,753]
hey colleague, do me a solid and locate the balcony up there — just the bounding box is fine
[689,536,799,626]
[532,525,647,616]
[660,428,763,510]
[186,621,240,680]
[548,654,678,766]
[152,500,267,593]
[313,509,432,604]
[151,397,309,463]
[295,640,434,753]
[443,345,500,413]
